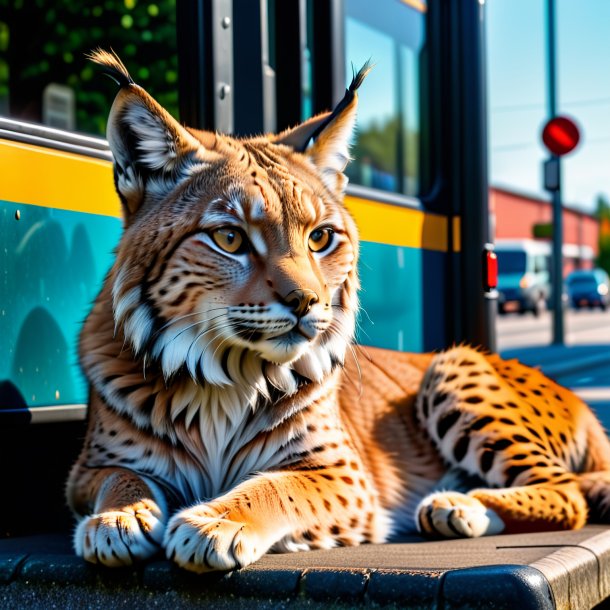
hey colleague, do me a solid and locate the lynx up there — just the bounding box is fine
[67,50,610,573]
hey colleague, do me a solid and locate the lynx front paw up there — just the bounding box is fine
[74,501,165,567]
[417,491,505,538]
[165,507,264,573]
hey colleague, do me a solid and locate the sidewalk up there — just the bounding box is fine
[3,345,610,608]
[3,527,610,609]
[501,343,610,431]
[501,343,610,379]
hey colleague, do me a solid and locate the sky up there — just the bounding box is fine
[487,0,610,212]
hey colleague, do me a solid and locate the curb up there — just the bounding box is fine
[0,553,557,609]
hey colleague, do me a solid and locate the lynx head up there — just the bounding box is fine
[91,49,369,394]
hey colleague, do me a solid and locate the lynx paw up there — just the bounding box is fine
[417,491,505,538]
[164,507,263,573]
[74,501,165,567]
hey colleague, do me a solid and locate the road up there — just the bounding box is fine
[497,307,610,350]
[497,307,610,429]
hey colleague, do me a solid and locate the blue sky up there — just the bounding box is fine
[487,0,610,211]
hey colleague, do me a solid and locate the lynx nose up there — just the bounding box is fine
[284,289,319,317]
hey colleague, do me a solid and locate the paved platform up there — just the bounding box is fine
[502,343,610,432]
[3,344,610,608]
[2,526,610,608]
[501,343,610,380]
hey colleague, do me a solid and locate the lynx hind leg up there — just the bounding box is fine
[417,491,505,538]
[69,466,167,567]
[417,482,588,538]
[576,409,610,522]
[415,346,589,536]
[470,483,588,532]
[578,471,610,522]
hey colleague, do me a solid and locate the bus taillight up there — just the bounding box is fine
[484,245,498,291]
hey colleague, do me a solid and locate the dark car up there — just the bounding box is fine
[566,268,610,310]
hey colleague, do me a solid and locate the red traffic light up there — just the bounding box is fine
[542,116,580,156]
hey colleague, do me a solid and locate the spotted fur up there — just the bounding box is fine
[413,347,610,537]
[67,51,610,572]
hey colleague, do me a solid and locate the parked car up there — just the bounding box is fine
[566,268,610,310]
[495,240,551,316]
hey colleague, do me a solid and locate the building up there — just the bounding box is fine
[490,186,599,276]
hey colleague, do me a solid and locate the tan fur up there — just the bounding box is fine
[67,52,610,572]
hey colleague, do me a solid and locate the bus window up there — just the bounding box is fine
[0,2,179,409]
[344,0,426,198]
[0,1,178,136]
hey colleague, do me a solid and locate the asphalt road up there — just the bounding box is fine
[496,307,610,350]
[497,307,610,429]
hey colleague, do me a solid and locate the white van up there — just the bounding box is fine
[495,240,551,316]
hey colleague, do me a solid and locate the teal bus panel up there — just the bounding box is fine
[1,202,433,408]
[356,241,423,352]
[0,201,122,407]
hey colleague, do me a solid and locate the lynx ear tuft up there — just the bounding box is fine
[90,49,206,218]
[348,60,373,92]
[87,48,134,88]
[274,61,372,196]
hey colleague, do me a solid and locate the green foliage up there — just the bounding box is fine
[0,0,178,135]
[348,117,420,195]
[352,117,419,178]
[533,223,553,239]
[595,194,610,275]
[595,194,610,219]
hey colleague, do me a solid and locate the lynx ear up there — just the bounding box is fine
[274,62,372,195]
[89,49,207,217]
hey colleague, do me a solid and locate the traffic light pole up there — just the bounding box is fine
[546,0,564,345]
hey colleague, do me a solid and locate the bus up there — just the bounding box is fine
[0,0,492,422]
[5,2,601,608]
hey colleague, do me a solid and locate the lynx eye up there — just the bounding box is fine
[308,227,334,253]
[211,227,247,254]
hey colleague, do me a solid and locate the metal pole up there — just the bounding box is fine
[547,0,564,344]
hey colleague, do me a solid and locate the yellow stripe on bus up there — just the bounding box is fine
[1,138,454,252]
[0,139,121,218]
[344,195,448,252]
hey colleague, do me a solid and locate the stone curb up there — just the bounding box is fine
[0,552,558,609]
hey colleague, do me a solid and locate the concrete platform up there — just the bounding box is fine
[2,526,610,609]
[4,344,610,608]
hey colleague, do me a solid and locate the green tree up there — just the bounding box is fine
[0,0,178,136]
[595,194,610,275]
[347,117,420,195]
